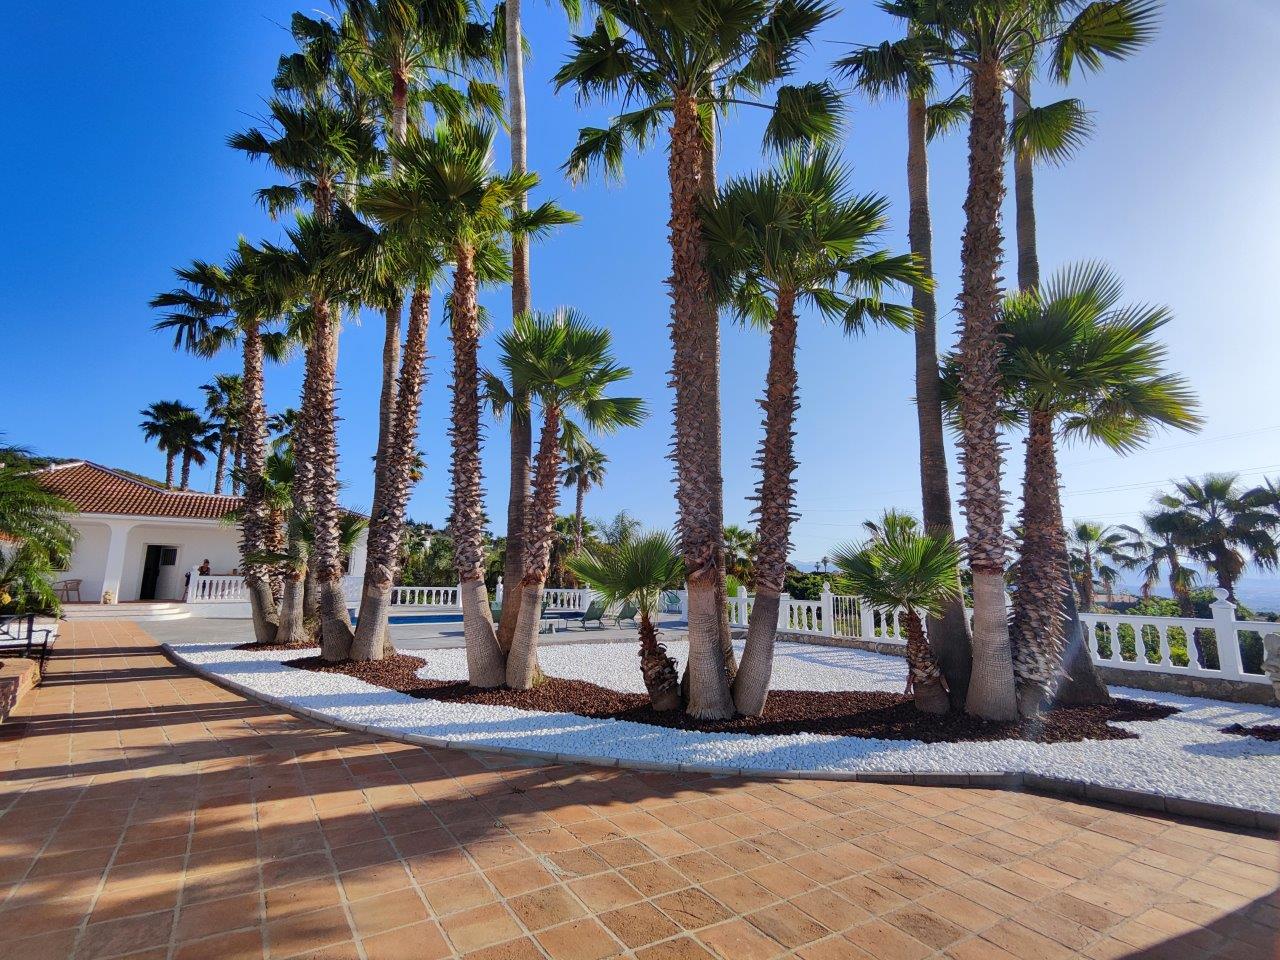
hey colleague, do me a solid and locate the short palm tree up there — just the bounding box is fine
[722,525,756,586]
[567,530,685,711]
[1148,475,1279,604]
[139,400,193,489]
[152,243,291,642]
[561,437,608,554]
[556,0,843,720]
[0,450,76,556]
[832,519,957,714]
[362,122,577,686]
[200,374,244,495]
[172,409,219,492]
[499,309,645,689]
[995,262,1199,713]
[702,147,923,716]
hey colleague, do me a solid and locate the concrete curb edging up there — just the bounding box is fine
[163,644,1280,834]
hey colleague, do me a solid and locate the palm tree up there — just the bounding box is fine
[832,518,957,714]
[702,147,922,716]
[1067,521,1134,610]
[1117,517,1198,615]
[838,25,974,710]
[1148,475,1280,604]
[0,449,76,557]
[362,122,576,685]
[870,0,1158,721]
[172,409,218,491]
[722,525,756,586]
[561,437,607,554]
[568,530,684,711]
[994,263,1199,714]
[200,374,244,495]
[138,400,192,489]
[556,0,842,719]
[152,244,292,642]
[500,309,645,690]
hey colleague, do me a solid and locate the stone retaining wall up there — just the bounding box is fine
[0,659,39,723]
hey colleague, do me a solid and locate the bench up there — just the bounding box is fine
[0,615,57,670]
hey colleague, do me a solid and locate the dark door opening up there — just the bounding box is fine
[140,545,178,600]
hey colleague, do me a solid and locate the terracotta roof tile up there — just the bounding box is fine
[36,462,241,521]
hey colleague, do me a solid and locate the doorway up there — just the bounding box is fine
[140,545,179,601]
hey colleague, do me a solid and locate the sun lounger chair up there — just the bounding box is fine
[614,602,638,627]
[580,600,606,628]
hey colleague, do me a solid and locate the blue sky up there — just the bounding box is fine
[3,1,1280,566]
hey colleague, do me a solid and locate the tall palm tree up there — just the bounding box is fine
[702,147,923,716]
[362,122,576,685]
[496,0,585,652]
[500,309,645,689]
[200,374,244,495]
[1067,521,1134,610]
[838,27,974,709]
[561,437,607,554]
[1117,517,1198,615]
[567,530,684,711]
[556,0,842,719]
[872,0,1158,720]
[172,409,218,491]
[138,400,191,489]
[993,263,1199,714]
[1148,475,1280,604]
[152,244,292,642]
[833,519,957,714]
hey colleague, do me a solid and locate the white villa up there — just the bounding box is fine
[37,460,367,613]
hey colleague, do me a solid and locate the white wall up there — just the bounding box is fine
[62,520,112,601]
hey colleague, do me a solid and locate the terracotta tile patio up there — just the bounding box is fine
[0,620,1275,959]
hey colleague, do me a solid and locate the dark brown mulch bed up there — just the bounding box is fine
[286,653,1177,744]
[1221,723,1280,742]
[235,640,318,651]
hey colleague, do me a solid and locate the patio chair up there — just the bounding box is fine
[580,600,607,629]
[52,579,81,603]
[614,602,638,627]
[0,614,56,670]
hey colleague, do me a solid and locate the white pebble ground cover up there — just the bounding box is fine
[169,639,1280,815]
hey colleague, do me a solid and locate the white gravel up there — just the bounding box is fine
[170,639,1280,815]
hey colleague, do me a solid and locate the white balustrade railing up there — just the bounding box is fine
[390,585,460,608]
[189,574,249,602]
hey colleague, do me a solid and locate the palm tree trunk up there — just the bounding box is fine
[240,325,278,644]
[213,432,229,496]
[639,613,681,711]
[1012,74,1040,292]
[507,404,563,689]
[669,89,734,720]
[353,284,431,661]
[499,0,532,655]
[907,93,971,707]
[1011,410,1068,715]
[232,432,244,495]
[957,58,1017,722]
[574,478,586,553]
[180,452,192,491]
[733,289,799,717]
[1080,546,1095,611]
[903,607,949,714]
[450,243,504,686]
[307,296,353,661]
[165,453,175,490]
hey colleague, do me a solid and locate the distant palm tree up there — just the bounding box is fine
[1117,517,1198,616]
[499,309,645,690]
[201,374,244,495]
[702,147,922,716]
[568,530,685,711]
[1067,522,1134,611]
[172,409,218,492]
[139,400,196,489]
[561,437,608,554]
[1148,474,1279,604]
[833,519,957,714]
[722,525,756,587]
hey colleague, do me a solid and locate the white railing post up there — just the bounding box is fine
[820,582,834,637]
[858,599,875,641]
[495,577,503,604]
[1210,588,1244,678]
[776,592,790,630]
[188,567,202,601]
[737,584,750,627]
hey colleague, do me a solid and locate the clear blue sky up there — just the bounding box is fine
[3,1,1279,566]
